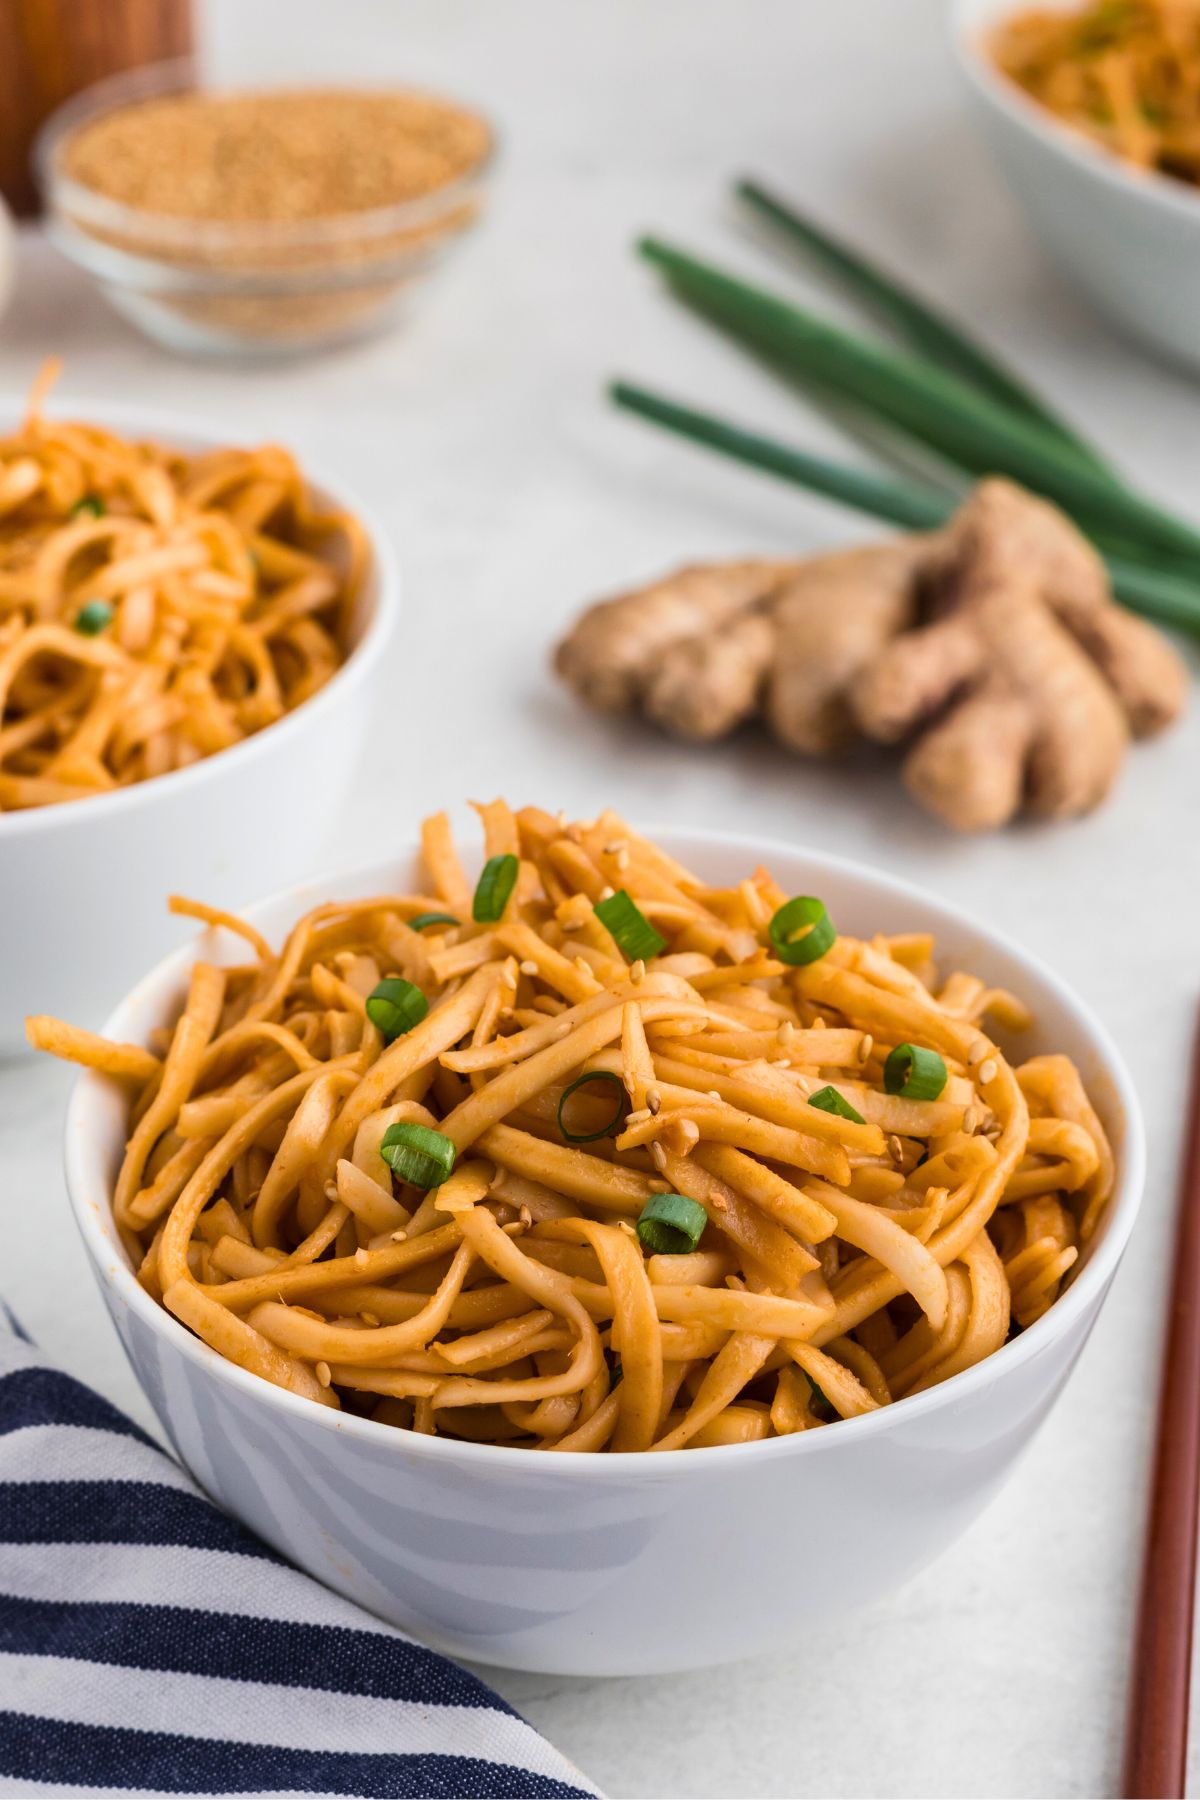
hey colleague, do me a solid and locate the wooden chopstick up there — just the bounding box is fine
[1124,1008,1200,1798]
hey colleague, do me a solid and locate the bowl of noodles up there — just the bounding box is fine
[42,804,1144,1674]
[0,372,397,1054]
[952,0,1200,370]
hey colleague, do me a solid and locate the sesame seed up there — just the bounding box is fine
[67,90,491,229]
[599,885,615,902]
[646,1086,662,1116]
[978,1058,998,1085]
[812,1015,826,1031]
[603,841,623,856]
[615,848,631,872]
[390,1228,407,1242]
[556,1020,573,1039]
[887,1135,904,1163]
[650,1141,667,1171]
[324,1181,339,1202]
[664,1117,699,1154]
[962,1108,978,1134]
[707,1089,722,1102]
[355,1247,369,1267]
[315,1361,332,1388]
[967,1040,988,1067]
[361,1312,380,1326]
[518,1205,533,1228]
[519,959,539,977]
[629,958,646,985]
[859,1034,874,1063]
[776,1020,795,1045]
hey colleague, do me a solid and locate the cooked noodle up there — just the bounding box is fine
[0,363,364,812]
[991,1,1200,187]
[28,804,1117,1451]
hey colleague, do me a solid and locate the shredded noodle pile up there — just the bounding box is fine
[0,365,363,812]
[992,0,1200,185]
[29,804,1116,1452]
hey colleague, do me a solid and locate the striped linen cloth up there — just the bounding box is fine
[0,1309,599,1800]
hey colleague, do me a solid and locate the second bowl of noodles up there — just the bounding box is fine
[0,391,397,1053]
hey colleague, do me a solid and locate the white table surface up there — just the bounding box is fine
[4,1,1199,1794]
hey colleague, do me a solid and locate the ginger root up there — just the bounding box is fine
[553,479,1187,831]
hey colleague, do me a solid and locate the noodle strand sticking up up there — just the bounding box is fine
[0,363,364,811]
[29,803,1116,1451]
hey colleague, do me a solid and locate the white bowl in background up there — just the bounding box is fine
[63,830,1144,1675]
[951,0,1200,372]
[0,404,397,1056]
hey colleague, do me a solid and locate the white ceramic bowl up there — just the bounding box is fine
[0,404,397,1057]
[63,831,1144,1675]
[952,0,1200,371]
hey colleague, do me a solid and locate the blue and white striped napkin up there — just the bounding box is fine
[0,1308,599,1799]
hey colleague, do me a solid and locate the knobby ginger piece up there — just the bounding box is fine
[552,559,796,725]
[766,538,932,755]
[853,480,1188,829]
[553,478,1188,833]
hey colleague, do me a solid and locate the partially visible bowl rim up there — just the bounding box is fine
[41,212,474,297]
[34,57,499,257]
[950,0,1200,226]
[0,396,399,839]
[63,826,1147,1478]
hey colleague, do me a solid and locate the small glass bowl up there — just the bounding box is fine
[36,60,496,359]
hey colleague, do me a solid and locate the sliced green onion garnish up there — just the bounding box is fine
[407,911,459,932]
[594,888,666,962]
[804,1369,835,1421]
[70,494,105,519]
[884,1043,948,1100]
[769,896,836,966]
[365,978,428,1042]
[556,1070,627,1144]
[380,1122,457,1188]
[808,1084,866,1125]
[472,854,519,923]
[636,1192,708,1255]
[73,600,113,636]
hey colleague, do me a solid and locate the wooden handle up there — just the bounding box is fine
[0,0,193,216]
[1123,1010,1200,1797]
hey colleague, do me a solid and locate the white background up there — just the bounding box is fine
[4,2,1200,1794]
